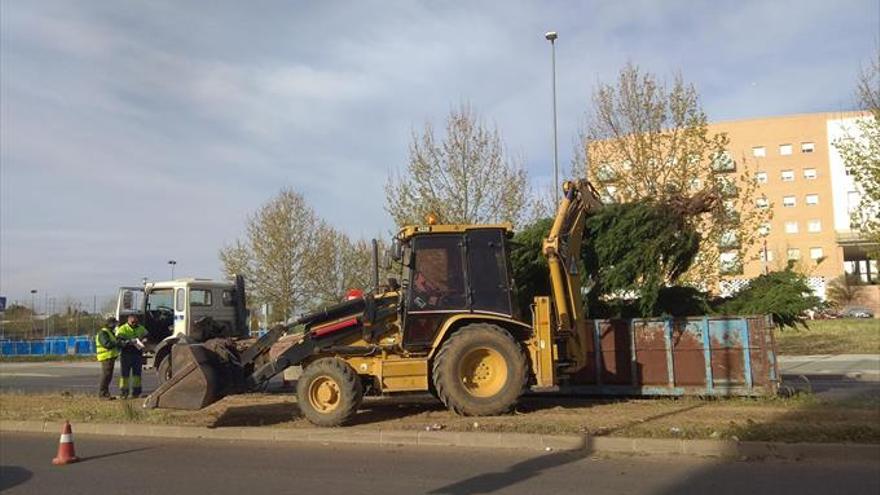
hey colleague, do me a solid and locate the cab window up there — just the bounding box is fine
[221,290,234,307]
[175,289,185,311]
[191,289,213,307]
[408,234,466,311]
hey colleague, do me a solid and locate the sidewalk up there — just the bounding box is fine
[779,354,880,380]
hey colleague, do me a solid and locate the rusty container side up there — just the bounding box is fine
[564,316,777,397]
[708,318,748,389]
[742,316,779,392]
[599,319,632,385]
[671,319,707,387]
[633,320,670,386]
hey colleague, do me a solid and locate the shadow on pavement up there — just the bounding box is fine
[80,446,155,462]
[428,449,591,495]
[0,465,33,490]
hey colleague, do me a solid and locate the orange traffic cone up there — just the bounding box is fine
[52,421,80,465]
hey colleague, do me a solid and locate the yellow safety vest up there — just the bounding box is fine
[95,327,120,361]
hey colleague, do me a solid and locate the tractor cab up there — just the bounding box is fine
[395,225,517,351]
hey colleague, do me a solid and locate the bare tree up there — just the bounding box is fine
[219,188,326,322]
[834,50,880,257]
[309,232,382,305]
[385,104,529,228]
[578,63,766,286]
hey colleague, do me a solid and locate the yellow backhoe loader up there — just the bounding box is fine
[144,180,603,426]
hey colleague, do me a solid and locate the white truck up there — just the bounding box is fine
[115,275,248,382]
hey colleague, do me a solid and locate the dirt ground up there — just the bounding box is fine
[3,388,878,443]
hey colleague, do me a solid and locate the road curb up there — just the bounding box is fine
[3,420,878,461]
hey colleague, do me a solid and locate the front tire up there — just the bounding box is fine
[432,323,527,416]
[296,358,363,427]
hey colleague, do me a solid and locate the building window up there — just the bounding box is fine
[801,142,815,153]
[779,144,792,156]
[783,195,796,207]
[756,171,768,184]
[810,247,824,260]
[803,168,817,180]
[719,230,739,248]
[596,165,618,182]
[787,248,801,260]
[781,170,795,182]
[756,197,769,209]
[805,194,819,205]
[807,220,822,233]
[719,251,742,274]
[785,221,799,234]
[752,146,766,157]
[711,151,736,172]
[758,223,771,236]
[760,250,774,262]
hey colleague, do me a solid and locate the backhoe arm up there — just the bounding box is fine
[542,179,603,374]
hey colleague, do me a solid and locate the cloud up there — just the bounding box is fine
[1,0,876,303]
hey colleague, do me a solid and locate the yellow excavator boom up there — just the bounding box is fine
[541,179,603,374]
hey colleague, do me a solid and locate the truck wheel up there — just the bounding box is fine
[296,358,363,427]
[157,356,172,385]
[432,323,527,416]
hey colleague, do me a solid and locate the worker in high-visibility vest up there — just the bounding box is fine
[115,314,148,399]
[95,317,121,399]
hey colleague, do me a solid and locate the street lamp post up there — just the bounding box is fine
[168,260,177,279]
[29,289,37,338]
[545,30,560,204]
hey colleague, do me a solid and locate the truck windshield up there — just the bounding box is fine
[147,289,174,311]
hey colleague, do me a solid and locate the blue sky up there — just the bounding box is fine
[1,0,877,308]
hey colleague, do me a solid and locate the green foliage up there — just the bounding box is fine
[509,218,553,320]
[582,200,701,316]
[511,202,703,319]
[588,286,711,319]
[715,270,820,329]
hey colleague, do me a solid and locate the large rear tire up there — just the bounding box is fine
[432,323,527,416]
[296,358,363,427]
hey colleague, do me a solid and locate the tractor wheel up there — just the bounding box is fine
[296,358,363,427]
[432,323,527,416]
[156,356,172,385]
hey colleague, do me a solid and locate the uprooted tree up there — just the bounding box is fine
[385,104,530,228]
[576,63,767,287]
[511,195,715,320]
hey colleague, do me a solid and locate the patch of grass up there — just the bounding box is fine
[2,389,877,444]
[776,319,880,355]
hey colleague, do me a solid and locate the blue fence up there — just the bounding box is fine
[0,336,95,356]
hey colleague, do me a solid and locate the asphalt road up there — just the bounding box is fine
[2,432,878,495]
[0,361,159,395]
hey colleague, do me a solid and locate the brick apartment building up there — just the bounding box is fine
[590,111,878,313]
[711,111,876,301]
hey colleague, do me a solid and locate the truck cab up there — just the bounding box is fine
[115,277,248,377]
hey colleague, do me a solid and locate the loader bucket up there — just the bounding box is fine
[143,344,224,410]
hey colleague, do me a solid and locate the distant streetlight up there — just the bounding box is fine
[30,289,37,338]
[545,30,560,204]
[168,260,177,279]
